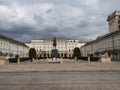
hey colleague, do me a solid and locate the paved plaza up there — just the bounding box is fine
[0,72,120,90]
[0,60,120,90]
[0,60,120,72]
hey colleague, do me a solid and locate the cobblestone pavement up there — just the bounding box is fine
[0,72,120,90]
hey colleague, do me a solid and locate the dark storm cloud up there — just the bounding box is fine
[0,1,8,5]
[0,0,120,42]
[0,24,35,41]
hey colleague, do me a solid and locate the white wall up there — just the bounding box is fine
[0,37,29,58]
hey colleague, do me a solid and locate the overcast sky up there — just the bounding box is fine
[0,0,120,42]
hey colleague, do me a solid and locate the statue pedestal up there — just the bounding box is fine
[48,58,61,63]
[51,49,58,59]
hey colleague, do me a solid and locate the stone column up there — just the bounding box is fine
[49,53,51,58]
[63,53,65,57]
[67,53,68,58]
[46,54,48,59]
[47,53,49,58]
[60,53,61,58]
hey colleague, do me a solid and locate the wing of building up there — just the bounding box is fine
[0,34,29,59]
[81,10,120,60]
[25,38,85,58]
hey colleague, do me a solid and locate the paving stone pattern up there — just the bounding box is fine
[0,72,120,90]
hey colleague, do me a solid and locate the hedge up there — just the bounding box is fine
[9,57,31,63]
[8,58,17,63]
[79,56,88,60]
[29,48,36,59]
[73,47,81,58]
[79,56,99,61]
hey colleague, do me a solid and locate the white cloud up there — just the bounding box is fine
[83,0,99,5]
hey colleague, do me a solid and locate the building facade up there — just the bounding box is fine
[25,38,85,58]
[0,34,29,59]
[81,31,120,60]
[81,11,120,60]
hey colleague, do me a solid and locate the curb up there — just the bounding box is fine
[0,69,120,73]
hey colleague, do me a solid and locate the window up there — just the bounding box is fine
[119,39,120,46]
[118,20,120,24]
[119,25,120,29]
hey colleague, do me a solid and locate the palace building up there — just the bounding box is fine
[0,34,29,59]
[25,38,85,58]
[81,11,120,60]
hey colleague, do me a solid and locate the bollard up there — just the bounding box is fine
[47,58,49,63]
[74,57,77,63]
[17,58,20,64]
[32,58,35,63]
[88,57,90,63]
[61,57,63,64]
